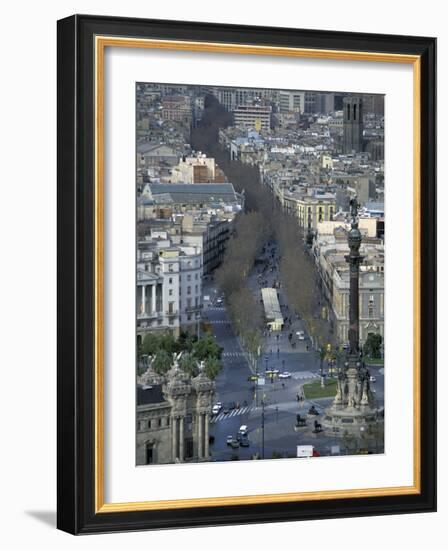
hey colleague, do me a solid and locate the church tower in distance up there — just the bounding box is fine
[343,96,364,153]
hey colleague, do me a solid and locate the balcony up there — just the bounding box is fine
[165,309,179,317]
[137,310,163,320]
[185,304,203,313]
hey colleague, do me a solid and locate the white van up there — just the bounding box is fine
[296,445,314,458]
[238,425,248,437]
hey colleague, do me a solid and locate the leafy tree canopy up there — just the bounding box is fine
[363,333,382,358]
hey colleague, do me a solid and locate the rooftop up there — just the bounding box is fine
[137,384,166,406]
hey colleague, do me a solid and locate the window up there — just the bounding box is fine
[169,277,173,284]
[368,295,374,318]
[187,274,191,281]
[169,289,173,296]
[187,286,191,295]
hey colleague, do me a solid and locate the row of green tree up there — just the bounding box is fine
[214,211,270,357]
[139,332,223,379]
[191,94,333,351]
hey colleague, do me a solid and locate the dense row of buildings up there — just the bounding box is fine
[312,218,384,345]
[135,83,385,465]
[136,82,385,350]
[135,86,238,465]
[215,86,385,347]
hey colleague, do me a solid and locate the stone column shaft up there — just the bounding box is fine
[197,414,203,459]
[204,414,209,459]
[172,417,177,461]
[152,284,156,313]
[141,285,146,314]
[179,417,184,462]
[349,262,360,355]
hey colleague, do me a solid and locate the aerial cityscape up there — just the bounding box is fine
[135,83,385,466]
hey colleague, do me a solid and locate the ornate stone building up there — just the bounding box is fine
[136,356,215,465]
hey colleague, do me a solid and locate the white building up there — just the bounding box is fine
[137,231,203,342]
[170,154,217,183]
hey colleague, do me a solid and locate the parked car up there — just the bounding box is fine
[296,330,305,340]
[212,402,222,415]
[226,435,234,446]
[229,438,240,449]
[369,376,376,383]
[278,371,292,379]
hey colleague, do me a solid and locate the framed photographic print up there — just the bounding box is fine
[57,14,436,534]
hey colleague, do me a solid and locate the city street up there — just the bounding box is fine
[203,243,385,460]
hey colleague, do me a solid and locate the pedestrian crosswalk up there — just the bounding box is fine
[210,405,255,424]
[291,371,319,380]
[208,319,230,325]
[222,351,246,359]
[205,306,225,311]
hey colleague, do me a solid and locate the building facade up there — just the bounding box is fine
[279,90,305,114]
[137,358,215,465]
[232,104,272,132]
[330,267,384,345]
[162,95,192,126]
[283,191,336,232]
[313,227,384,346]
[137,233,203,341]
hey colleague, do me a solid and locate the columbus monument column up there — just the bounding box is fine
[322,197,384,439]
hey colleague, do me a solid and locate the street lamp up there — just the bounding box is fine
[261,395,266,460]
